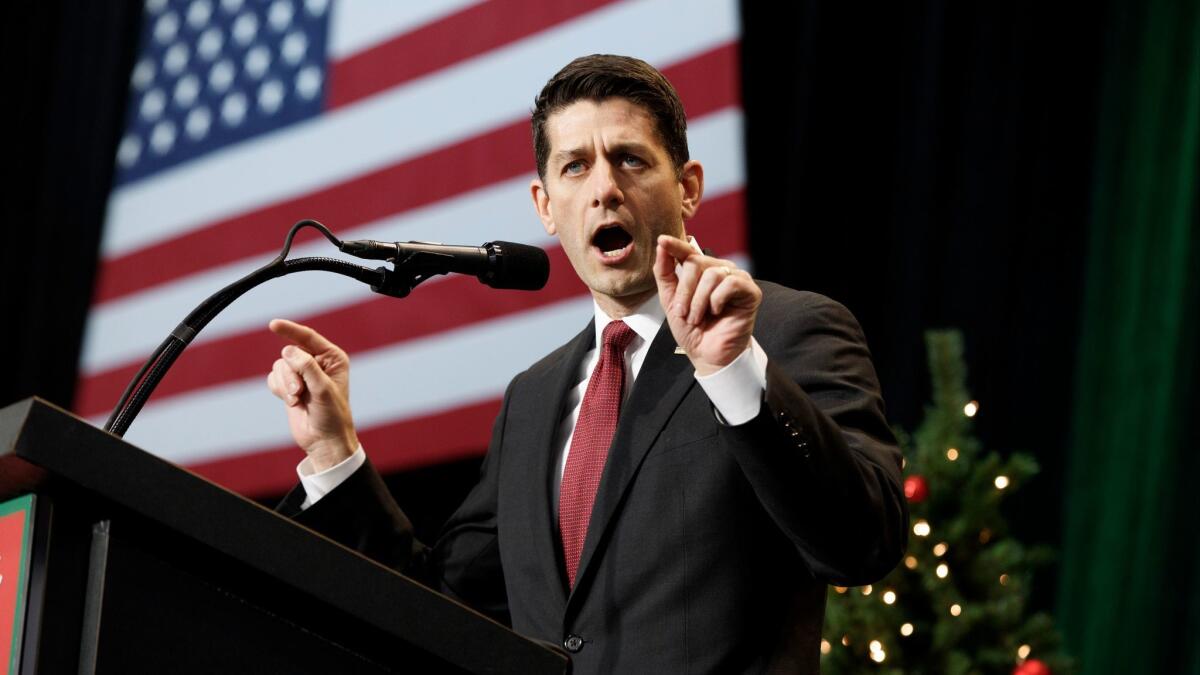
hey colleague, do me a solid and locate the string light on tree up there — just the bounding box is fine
[820,331,1072,673]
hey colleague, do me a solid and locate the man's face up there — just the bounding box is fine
[532,98,702,311]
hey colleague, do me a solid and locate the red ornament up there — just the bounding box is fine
[1013,658,1051,675]
[904,475,929,503]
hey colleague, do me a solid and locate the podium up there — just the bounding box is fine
[0,398,569,674]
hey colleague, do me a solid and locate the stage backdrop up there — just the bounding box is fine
[75,0,746,496]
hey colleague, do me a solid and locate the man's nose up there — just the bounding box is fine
[590,160,623,209]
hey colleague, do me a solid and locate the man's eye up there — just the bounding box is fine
[621,154,645,168]
[563,160,586,175]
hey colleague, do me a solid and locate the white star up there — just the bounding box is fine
[140,88,166,121]
[197,27,224,61]
[280,31,307,65]
[304,0,328,18]
[174,74,201,108]
[117,134,142,167]
[209,58,235,93]
[244,45,271,80]
[153,11,179,44]
[163,42,190,76]
[185,106,212,139]
[131,58,156,90]
[295,65,322,100]
[268,0,294,32]
[186,0,213,29]
[258,78,285,114]
[221,91,248,126]
[232,12,259,46]
[150,120,177,155]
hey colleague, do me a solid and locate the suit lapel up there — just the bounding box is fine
[513,320,594,606]
[568,321,695,605]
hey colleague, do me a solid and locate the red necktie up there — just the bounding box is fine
[559,320,637,587]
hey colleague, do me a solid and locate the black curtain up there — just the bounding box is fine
[3,2,141,410]
[5,1,1107,605]
[741,2,1104,608]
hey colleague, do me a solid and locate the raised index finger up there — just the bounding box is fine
[268,319,337,355]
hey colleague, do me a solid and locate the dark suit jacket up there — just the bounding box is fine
[284,282,907,674]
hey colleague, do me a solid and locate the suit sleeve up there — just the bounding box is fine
[279,378,517,625]
[719,289,908,585]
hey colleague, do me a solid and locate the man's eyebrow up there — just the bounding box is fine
[606,141,654,156]
[552,147,588,163]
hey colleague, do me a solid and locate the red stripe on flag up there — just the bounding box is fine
[188,397,503,496]
[92,44,740,305]
[76,190,746,417]
[328,0,619,109]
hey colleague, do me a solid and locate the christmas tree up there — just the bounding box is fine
[821,330,1073,675]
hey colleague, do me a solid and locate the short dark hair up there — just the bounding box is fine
[531,54,689,179]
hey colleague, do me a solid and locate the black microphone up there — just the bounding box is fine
[339,239,550,290]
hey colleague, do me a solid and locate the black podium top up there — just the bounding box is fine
[0,397,569,675]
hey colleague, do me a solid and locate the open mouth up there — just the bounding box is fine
[592,225,634,258]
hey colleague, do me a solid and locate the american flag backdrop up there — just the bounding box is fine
[76,0,746,497]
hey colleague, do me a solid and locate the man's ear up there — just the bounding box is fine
[679,160,704,220]
[531,178,556,235]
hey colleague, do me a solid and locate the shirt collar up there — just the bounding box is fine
[591,293,665,349]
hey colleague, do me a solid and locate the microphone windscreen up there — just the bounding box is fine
[483,241,550,290]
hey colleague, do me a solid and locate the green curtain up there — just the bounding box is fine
[1058,0,1200,672]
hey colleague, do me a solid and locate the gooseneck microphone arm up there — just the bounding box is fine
[106,218,557,438]
[104,220,392,437]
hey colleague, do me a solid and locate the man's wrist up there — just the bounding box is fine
[298,445,366,509]
[306,434,359,473]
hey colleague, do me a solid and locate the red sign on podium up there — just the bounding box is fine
[0,495,33,675]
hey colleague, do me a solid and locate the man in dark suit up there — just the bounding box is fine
[267,55,907,673]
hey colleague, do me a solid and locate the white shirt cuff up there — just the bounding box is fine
[297,445,366,509]
[695,338,768,426]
